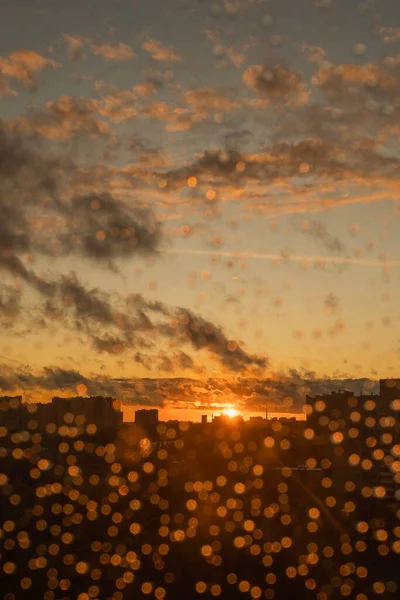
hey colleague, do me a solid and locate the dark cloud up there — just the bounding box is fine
[157,351,195,373]
[0,365,378,413]
[60,194,161,262]
[313,60,400,105]
[0,259,266,373]
[162,136,399,204]
[243,65,309,105]
[0,285,22,325]
[163,308,267,371]
[324,292,340,311]
[0,120,162,271]
[63,35,85,62]
[302,219,345,254]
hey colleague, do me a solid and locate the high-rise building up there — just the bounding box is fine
[51,396,122,432]
[374,380,400,500]
[306,382,399,501]
[135,409,159,425]
[0,396,23,431]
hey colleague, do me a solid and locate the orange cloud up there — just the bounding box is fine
[0,49,60,88]
[312,61,400,99]
[10,89,139,139]
[184,88,239,116]
[0,75,15,98]
[11,95,111,139]
[301,43,326,64]
[63,34,84,61]
[91,42,135,61]
[142,38,182,62]
[141,101,196,132]
[223,0,261,15]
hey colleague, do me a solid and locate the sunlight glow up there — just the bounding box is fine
[223,407,239,418]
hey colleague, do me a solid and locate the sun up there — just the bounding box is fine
[223,407,239,418]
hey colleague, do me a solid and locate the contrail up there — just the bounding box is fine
[165,248,400,268]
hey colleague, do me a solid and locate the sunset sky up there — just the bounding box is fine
[1,0,400,418]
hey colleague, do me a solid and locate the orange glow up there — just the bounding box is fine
[223,407,238,418]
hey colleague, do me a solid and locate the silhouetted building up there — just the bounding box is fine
[306,381,399,501]
[135,408,159,425]
[0,396,23,431]
[201,414,208,425]
[0,395,122,434]
[51,396,122,432]
[212,414,244,427]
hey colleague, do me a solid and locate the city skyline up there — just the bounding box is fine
[1,0,400,419]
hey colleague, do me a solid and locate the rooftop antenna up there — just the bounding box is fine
[265,401,269,420]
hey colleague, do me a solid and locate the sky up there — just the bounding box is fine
[1,0,400,418]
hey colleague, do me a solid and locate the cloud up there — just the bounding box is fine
[0,365,378,413]
[142,38,182,62]
[0,119,161,268]
[90,42,135,61]
[11,90,138,139]
[0,75,16,98]
[301,219,345,253]
[157,351,195,373]
[243,64,310,105]
[375,25,400,44]
[35,272,267,372]
[324,292,340,311]
[0,122,267,373]
[60,193,162,262]
[11,97,111,140]
[0,365,158,403]
[158,131,400,218]
[139,87,239,132]
[165,248,400,269]
[140,101,196,132]
[0,49,60,88]
[63,35,85,61]
[301,43,326,64]
[184,88,239,116]
[312,60,400,104]
[222,0,262,16]
[162,308,267,372]
[0,285,22,327]
[204,29,247,68]
[128,135,167,168]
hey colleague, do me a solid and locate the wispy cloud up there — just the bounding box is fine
[90,41,135,61]
[142,38,182,62]
[165,248,400,268]
[63,34,85,61]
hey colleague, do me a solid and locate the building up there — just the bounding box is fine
[135,408,159,426]
[201,414,208,425]
[51,396,122,432]
[212,414,244,427]
[0,395,122,434]
[374,380,400,501]
[0,396,23,431]
[306,380,400,501]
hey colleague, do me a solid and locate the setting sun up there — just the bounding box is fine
[223,407,239,418]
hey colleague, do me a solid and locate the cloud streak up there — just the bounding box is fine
[165,248,400,268]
